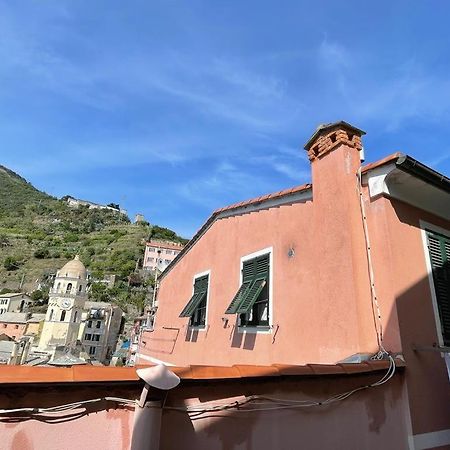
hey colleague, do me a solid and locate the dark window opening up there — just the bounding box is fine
[179,274,209,328]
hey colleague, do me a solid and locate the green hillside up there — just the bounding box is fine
[0,165,187,310]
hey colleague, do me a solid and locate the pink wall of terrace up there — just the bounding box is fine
[0,366,410,450]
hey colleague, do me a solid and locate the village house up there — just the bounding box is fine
[79,301,124,364]
[143,239,184,273]
[0,122,448,450]
[134,121,450,448]
[0,292,32,315]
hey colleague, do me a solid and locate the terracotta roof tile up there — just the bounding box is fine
[0,359,403,384]
[272,364,315,376]
[308,364,346,375]
[361,152,403,173]
[233,365,281,378]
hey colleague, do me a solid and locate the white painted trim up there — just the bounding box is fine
[188,269,211,331]
[216,190,312,221]
[419,220,450,348]
[413,429,450,450]
[136,353,175,366]
[238,247,273,333]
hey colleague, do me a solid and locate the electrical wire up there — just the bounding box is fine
[357,168,388,358]
[165,355,396,416]
[0,355,396,420]
[0,397,136,416]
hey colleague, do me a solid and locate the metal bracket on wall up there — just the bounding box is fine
[412,343,450,353]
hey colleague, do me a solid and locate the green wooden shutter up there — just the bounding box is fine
[225,281,252,314]
[225,253,270,314]
[236,278,267,314]
[179,275,208,318]
[427,231,450,346]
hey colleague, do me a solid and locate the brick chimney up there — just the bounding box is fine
[304,121,378,358]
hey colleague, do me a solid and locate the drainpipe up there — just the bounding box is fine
[131,364,180,450]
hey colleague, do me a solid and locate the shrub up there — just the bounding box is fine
[34,248,50,259]
[4,256,20,270]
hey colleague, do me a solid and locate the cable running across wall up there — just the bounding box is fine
[0,356,396,420]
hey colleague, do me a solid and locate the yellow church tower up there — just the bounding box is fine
[39,255,87,352]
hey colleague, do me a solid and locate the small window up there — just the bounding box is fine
[225,253,270,327]
[78,285,82,292]
[2,324,6,328]
[426,230,450,346]
[60,310,66,321]
[96,321,101,328]
[89,346,96,355]
[179,274,209,327]
[14,324,19,329]
[87,320,92,328]
[94,334,100,342]
[85,333,91,340]
[66,283,72,294]
[73,311,78,323]
[49,309,54,321]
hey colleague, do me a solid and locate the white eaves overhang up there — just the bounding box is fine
[365,155,450,221]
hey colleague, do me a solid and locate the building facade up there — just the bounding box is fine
[0,293,32,315]
[137,122,450,446]
[143,240,184,272]
[38,255,87,352]
[79,301,123,363]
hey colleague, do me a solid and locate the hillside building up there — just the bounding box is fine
[143,240,184,272]
[0,293,32,315]
[78,301,123,364]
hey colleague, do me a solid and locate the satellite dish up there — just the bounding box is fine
[136,364,180,390]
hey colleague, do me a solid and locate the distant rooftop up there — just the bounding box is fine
[0,312,29,323]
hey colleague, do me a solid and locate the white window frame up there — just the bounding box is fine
[238,247,273,334]
[188,269,211,331]
[420,220,450,348]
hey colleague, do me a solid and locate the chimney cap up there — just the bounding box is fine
[304,121,366,151]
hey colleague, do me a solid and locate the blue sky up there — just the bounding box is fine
[1,1,450,237]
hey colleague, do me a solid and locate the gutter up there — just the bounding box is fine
[396,155,450,193]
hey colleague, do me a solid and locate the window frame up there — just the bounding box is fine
[420,221,450,347]
[237,247,273,334]
[182,270,211,331]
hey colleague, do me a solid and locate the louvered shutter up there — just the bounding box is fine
[427,231,450,346]
[225,253,270,314]
[236,278,267,314]
[179,275,208,318]
[225,281,252,314]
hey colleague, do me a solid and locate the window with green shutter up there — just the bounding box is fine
[179,274,209,327]
[426,230,450,346]
[225,253,270,327]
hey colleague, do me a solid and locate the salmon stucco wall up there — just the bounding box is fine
[363,193,450,438]
[140,138,382,367]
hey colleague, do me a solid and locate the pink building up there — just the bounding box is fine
[136,122,450,447]
[0,122,448,450]
[0,312,29,341]
[143,240,184,272]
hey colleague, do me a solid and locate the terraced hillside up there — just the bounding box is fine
[0,165,186,303]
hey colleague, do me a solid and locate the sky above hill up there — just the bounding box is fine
[1,1,449,237]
